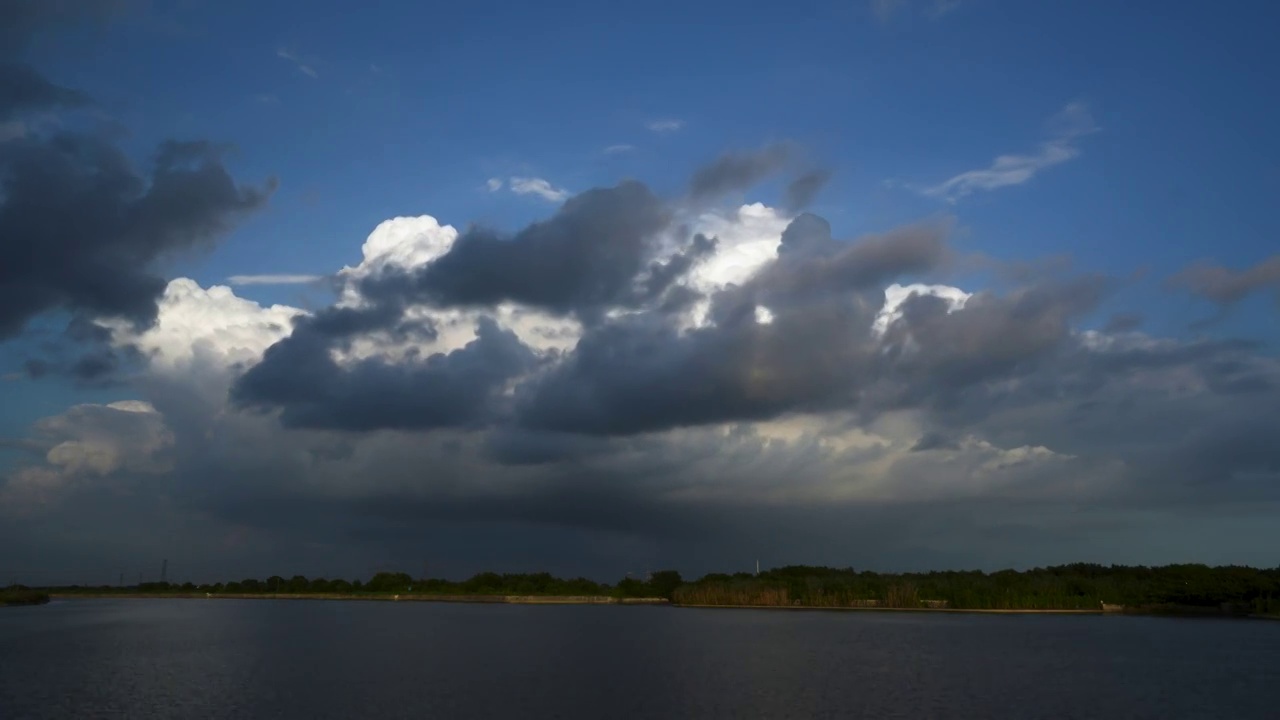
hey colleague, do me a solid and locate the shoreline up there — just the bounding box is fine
[38,595,1280,619]
[675,603,1102,614]
[48,593,669,605]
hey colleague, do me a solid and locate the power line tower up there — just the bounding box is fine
[160,559,168,584]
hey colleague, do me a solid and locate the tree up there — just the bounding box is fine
[648,571,683,599]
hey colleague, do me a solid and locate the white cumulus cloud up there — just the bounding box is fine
[872,282,971,337]
[508,176,571,202]
[100,278,305,374]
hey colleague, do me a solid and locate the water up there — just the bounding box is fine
[2,600,1277,719]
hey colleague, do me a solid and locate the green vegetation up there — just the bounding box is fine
[43,570,682,601]
[1,586,50,606]
[674,564,1280,613]
[32,563,1280,616]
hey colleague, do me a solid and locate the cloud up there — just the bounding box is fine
[0,400,173,511]
[603,144,635,155]
[508,176,571,202]
[646,118,684,133]
[98,278,304,376]
[231,314,537,431]
[922,102,1098,203]
[276,48,318,79]
[1167,256,1280,307]
[226,274,324,286]
[6,131,1280,579]
[870,0,907,23]
[354,181,673,321]
[871,0,961,23]
[485,177,503,192]
[0,6,279,350]
[0,0,126,58]
[0,62,91,120]
[924,0,962,20]
[783,169,832,212]
[0,137,276,341]
[688,143,793,202]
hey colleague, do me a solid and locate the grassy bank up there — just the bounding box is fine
[1,588,50,607]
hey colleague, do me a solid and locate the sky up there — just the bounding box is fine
[2,0,1279,585]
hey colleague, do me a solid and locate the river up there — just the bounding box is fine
[2,599,1276,718]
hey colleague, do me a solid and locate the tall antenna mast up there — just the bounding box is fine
[755,559,760,576]
[160,559,168,584]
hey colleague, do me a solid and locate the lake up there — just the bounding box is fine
[2,599,1277,719]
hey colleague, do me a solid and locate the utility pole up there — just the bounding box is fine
[118,572,123,588]
[756,559,760,576]
[160,559,168,585]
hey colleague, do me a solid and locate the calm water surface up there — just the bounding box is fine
[1,599,1277,719]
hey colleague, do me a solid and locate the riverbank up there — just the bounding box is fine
[49,592,669,605]
[675,603,1102,614]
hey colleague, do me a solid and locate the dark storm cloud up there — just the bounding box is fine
[517,215,953,435]
[1167,256,1280,307]
[0,135,276,340]
[231,314,536,431]
[759,214,951,303]
[359,181,673,322]
[876,274,1111,400]
[0,62,90,119]
[910,431,959,452]
[244,211,954,438]
[783,169,832,212]
[24,349,128,384]
[0,0,123,115]
[1103,312,1144,333]
[0,0,275,347]
[892,329,1280,508]
[687,143,793,201]
[482,429,614,466]
[0,0,128,55]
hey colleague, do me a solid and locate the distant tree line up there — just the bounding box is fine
[25,564,1280,614]
[38,570,685,601]
[0,587,50,606]
[675,563,1280,613]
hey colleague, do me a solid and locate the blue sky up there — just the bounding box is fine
[3,0,1280,580]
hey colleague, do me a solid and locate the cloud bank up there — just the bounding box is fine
[4,148,1277,582]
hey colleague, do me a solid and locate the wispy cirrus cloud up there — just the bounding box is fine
[646,118,684,133]
[925,0,962,19]
[603,144,635,155]
[872,0,961,23]
[276,48,318,79]
[227,274,324,286]
[870,0,907,23]
[921,102,1097,203]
